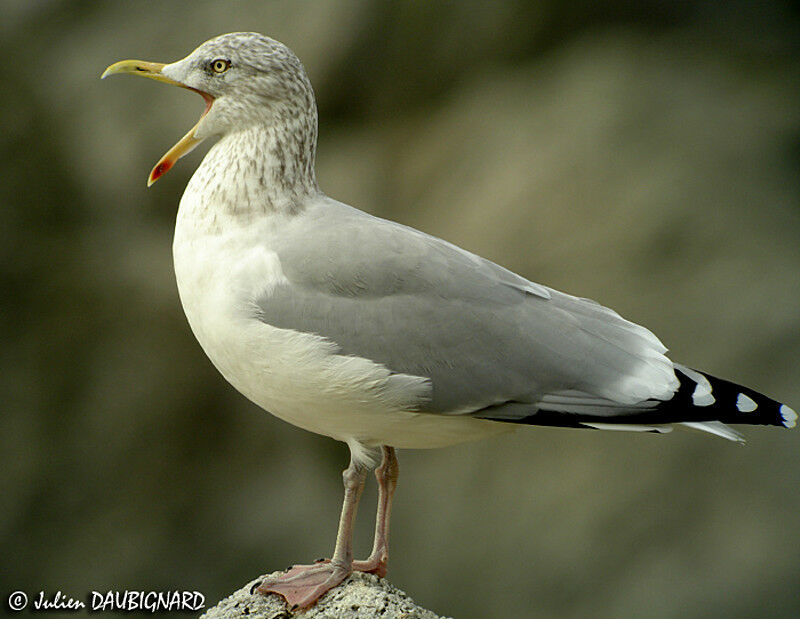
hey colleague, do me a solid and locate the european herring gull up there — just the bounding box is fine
[102,32,796,609]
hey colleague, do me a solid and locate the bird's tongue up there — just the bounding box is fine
[149,90,214,186]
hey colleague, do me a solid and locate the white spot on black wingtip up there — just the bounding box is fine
[689,375,715,407]
[736,393,758,413]
[692,384,715,407]
[780,404,797,428]
[679,366,715,406]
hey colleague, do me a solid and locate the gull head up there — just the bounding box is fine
[102,32,316,186]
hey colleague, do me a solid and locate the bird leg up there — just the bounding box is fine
[255,455,368,609]
[351,445,398,577]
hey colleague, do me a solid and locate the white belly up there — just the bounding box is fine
[172,198,509,450]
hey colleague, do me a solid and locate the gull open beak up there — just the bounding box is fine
[102,60,214,186]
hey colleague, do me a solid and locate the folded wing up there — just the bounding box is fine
[257,200,678,419]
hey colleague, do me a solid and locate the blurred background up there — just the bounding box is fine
[2,1,799,617]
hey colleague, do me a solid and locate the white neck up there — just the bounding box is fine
[180,123,319,228]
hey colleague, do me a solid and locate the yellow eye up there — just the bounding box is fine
[211,59,230,74]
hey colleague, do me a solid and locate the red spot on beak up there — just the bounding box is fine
[146,89,212,186]
[149,160,172,185]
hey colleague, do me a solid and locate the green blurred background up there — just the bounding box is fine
[2,1,799,617]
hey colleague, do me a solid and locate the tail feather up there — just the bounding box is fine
[679,421,745,443]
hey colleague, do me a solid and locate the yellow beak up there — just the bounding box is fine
[102,60,213,186]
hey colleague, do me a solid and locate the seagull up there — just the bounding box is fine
[103,32,796,610]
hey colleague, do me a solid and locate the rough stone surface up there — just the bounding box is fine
[201,571,450,618]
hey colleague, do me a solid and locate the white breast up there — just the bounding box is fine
[171,179,508,450]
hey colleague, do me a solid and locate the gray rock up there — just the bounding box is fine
[201,571,450,618]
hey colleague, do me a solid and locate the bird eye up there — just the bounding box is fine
[211,59,230,74]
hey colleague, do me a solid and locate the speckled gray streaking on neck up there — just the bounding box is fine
[167,32,319,219]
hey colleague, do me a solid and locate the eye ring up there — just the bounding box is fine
[211,59,231,74]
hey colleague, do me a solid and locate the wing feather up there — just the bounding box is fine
[257,200,677,415]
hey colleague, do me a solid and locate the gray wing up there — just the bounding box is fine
[258,201,677,416]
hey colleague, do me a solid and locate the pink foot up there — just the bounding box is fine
[255,561,351,609]
[352,555,388,578]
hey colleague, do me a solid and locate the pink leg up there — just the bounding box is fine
[352,446,398,578]
[255,454,368,609]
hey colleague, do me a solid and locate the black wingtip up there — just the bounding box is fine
[670,365,794,428]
